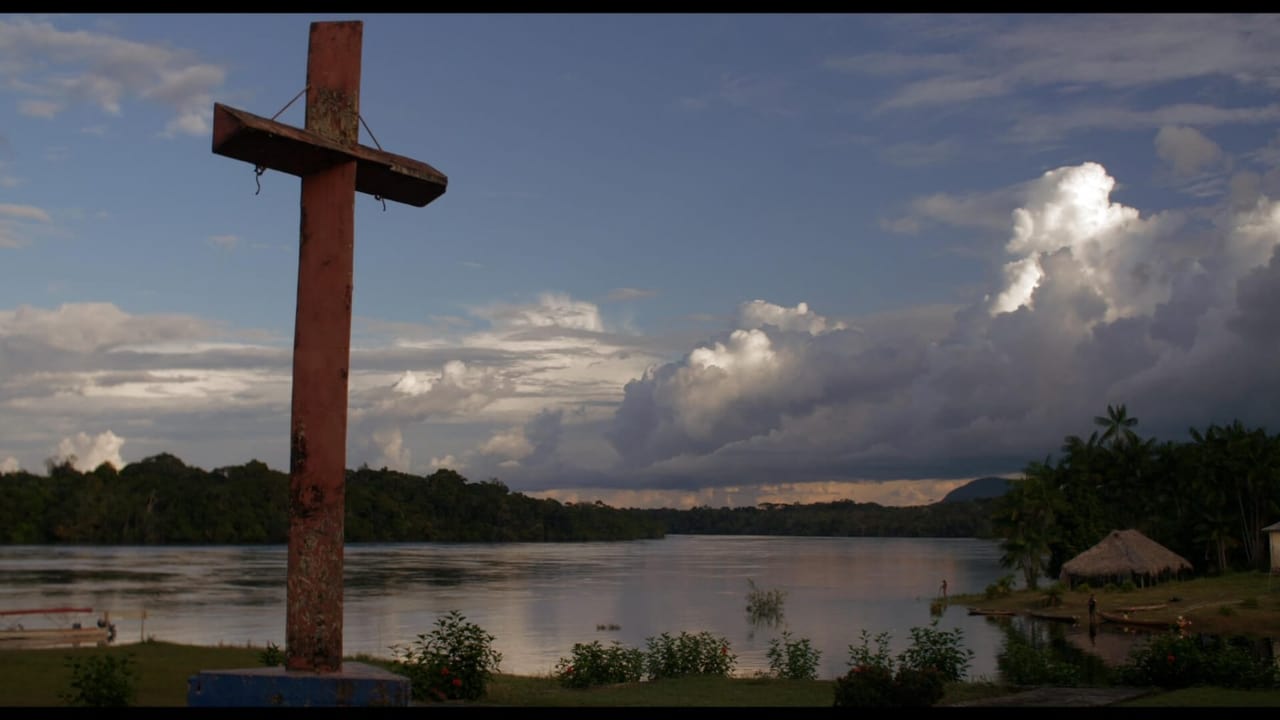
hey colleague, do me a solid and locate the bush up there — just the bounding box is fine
[554,640,645,688]
[984,575,1016,599]
[1041,583,1065,607]
[835,624,968,707]
[60,653,137,707]
[766,631,821,680]
[1118,633,1277,690]
[258,641,284,667]
[834,663,896,707]
[997,628,1083,686]
[892,667,946,707]
[897,621,974,682]
[644,631,736,680]
[391,610,503,702]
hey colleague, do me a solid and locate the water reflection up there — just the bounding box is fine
[1,536,1019,679]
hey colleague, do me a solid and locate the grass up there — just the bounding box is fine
[1118,687,1280,707]
[0,640,259,707]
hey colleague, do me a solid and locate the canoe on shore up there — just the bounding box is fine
[1097,610,1175,629]
[1114,604,1167,613]
[1027,610,1079,624]
[968,607,1017,616]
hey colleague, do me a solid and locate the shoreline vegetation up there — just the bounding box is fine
[2,572,1277,707]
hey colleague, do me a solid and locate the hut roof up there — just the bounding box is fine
[1263,521,1280,533]
[1060,529,1193,579]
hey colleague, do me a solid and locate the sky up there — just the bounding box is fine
[2,13,1280,509]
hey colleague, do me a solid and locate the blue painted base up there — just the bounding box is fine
[187,661,410,707]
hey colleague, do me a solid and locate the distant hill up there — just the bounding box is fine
[940,476,1014,503]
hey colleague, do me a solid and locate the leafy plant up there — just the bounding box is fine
[835,623,971,707]
[746,578,786,626]
[1117,632,1277,689]
[766,631,821,680]
[643,631,736,680]
[60,653,138,707]
[896,621,974,682]
[258,641,284,667]
[391,610,503,702]
[554,640,645,688]
[983,575,1016,599]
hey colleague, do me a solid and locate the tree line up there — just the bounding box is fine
[0,453,993,544]
[991,404,1280,587]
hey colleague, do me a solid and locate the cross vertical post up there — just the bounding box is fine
[207,18,446,688]
[283,19,362,675]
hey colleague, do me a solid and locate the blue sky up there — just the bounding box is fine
[3,13,1280,507]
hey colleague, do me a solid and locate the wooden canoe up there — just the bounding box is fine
[1027,610,1079,624]
[1114,604,1167,613]
[967,607,1017,616]
[1097,610,1175,629]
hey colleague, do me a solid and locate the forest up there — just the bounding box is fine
[0,454,991,544]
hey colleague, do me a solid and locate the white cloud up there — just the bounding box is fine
[0,18,225,137]
[429,454,462,471]
[606,287,656,302]
[600,160,1280,491]
[18,98,60,117]
[473,292,605,332]
[882,185,1024,237]
[0,204,51,223]
[208,234,238,250]
[738,300,846,335]
[0,456,18,473]
[1155,126,1226,178]
[55,430,125,471]
[830,15,1280,111]
[367,426,411,472]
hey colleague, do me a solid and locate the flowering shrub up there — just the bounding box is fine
[392,610,503,702]
[834,662,897,707]
[834,623,969,707]
[766,631,822,680]
[643,631,736,680]
[1118,632,1277,689]
[554,640,645,688]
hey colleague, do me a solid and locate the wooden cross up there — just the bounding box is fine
[211,20,447,673]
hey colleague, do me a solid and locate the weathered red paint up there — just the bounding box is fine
[284,20,363,675]
[209,20,446,675]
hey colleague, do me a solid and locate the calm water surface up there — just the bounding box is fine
[1,535,1057,679]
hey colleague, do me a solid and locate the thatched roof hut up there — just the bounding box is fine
[1059,529,1193,589]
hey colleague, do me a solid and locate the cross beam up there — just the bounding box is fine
[210,20,446,674]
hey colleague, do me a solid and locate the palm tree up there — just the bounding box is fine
[1094,403,1140,450]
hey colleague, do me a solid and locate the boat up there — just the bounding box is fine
[0,607,116,648]
[1027,610,1079,624]
[967,607,1017,616]
[1097,610,1175,629]
[1114,603,1167,613]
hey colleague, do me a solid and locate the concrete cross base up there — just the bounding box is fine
[187,662,410,707]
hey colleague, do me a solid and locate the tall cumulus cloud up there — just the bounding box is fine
[605,161,1280,485]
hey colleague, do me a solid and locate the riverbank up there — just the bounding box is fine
[950,569,1280,639]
